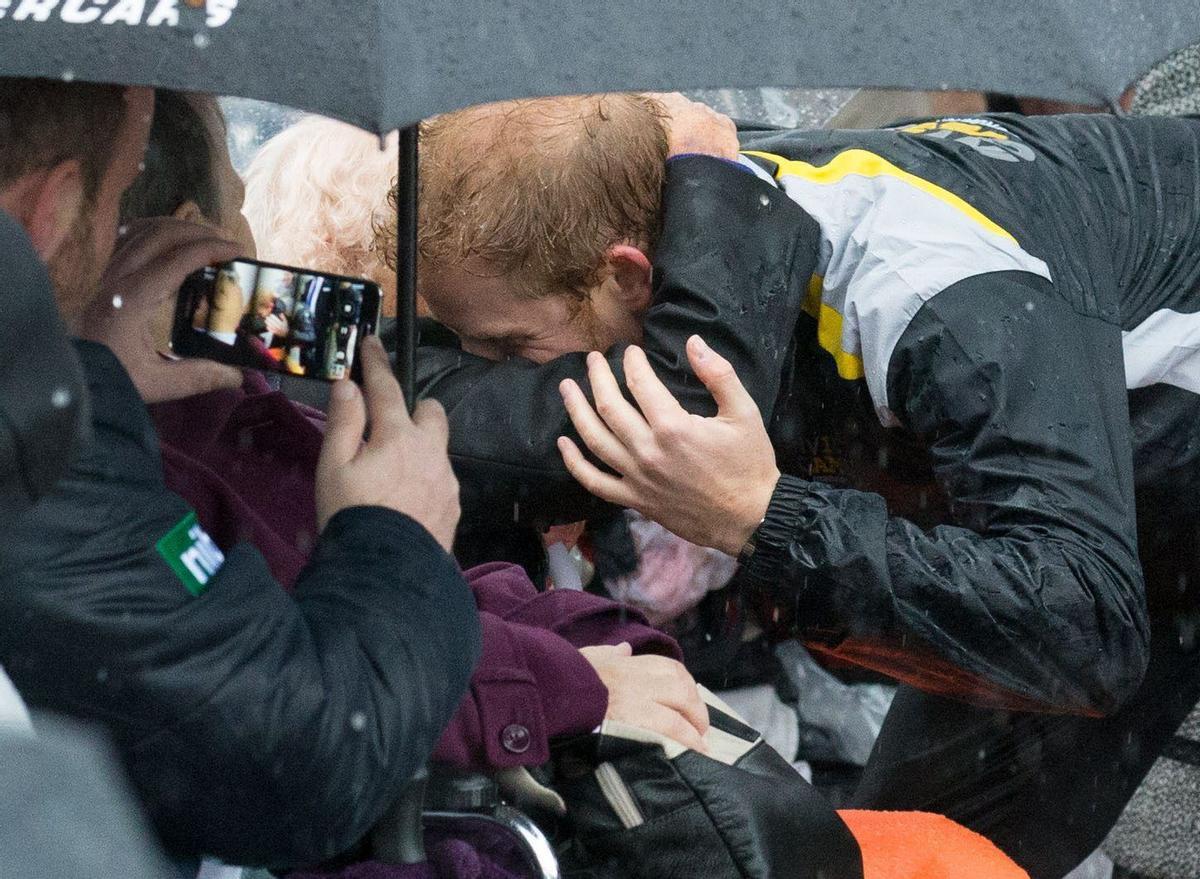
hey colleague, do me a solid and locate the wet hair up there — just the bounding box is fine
[120,90,221,224]
[243,115,397,283]
[0,77,126,198]
[385,93,669,302]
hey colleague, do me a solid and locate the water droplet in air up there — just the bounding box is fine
[61,70,75,83]
[51,387,72,409]
[1025,301,1035,311]
[117,225,129,237]
[193,32,210,49]
[111,295,123,309]
[759,193,771,207]
[349,711,367,732]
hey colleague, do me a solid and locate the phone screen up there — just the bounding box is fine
[171,259,382,382]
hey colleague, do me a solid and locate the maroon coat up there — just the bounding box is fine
[149,373,679,771]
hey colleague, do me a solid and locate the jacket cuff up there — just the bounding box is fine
[666,153,754,173]
[738,474,809,595]
[320,505,448,561]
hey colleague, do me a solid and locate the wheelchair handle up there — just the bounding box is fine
[370,766,429,865]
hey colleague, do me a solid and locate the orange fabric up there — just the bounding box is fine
[838,810,1030,879]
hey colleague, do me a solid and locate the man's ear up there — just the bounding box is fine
[172,200,207,225]
[607,244,653,315]
[7,161,86,263]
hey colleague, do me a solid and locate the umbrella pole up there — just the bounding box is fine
[395,123,419,414]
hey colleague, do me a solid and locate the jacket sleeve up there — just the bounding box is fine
[433,611,608,770]
[739,271,1148,716]
[0,346,481,870]
[417,156,818,526]
[433,562,683,770]
[6,506,479,869]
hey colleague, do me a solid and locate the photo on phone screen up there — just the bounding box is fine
[171,259,382,382]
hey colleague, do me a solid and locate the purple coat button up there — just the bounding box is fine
[501,723,531,754]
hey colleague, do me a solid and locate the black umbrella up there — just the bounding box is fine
[1,0,1197,401]
[2,1,1195,129]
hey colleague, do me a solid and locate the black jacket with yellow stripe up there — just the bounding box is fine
[418,115,1200,716]
[732,114,1200,715]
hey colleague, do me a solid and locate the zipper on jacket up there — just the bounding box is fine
[595,762,645,829]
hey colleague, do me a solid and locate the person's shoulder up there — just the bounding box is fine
[63,340,184,505]
[738,125,840,160]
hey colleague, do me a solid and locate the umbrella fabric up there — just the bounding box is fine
[0,0,1198,134]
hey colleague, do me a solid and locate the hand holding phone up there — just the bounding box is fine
[83,219,243,404]
[316,336,460,549]
[172,258,383,382]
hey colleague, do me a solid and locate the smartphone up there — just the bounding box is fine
[172,258,382,382]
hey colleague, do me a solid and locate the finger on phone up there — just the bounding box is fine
[359,336,409,438]
[114,222,238,279]
[124,238,241,304]
[321,379,367,468]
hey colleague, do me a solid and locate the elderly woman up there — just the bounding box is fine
[242,115,405,315]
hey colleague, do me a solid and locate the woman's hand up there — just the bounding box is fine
[649,92,739,161]
[580,642,710,753]
[264,312,289,339]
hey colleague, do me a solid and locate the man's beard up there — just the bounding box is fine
[47,209,102,334]
[578,298,615,352]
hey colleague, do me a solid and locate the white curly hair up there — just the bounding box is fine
[243,116,398,309]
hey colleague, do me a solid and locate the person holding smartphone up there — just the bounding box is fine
[0,78,479,871]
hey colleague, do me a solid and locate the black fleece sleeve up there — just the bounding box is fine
[417,156,819,526]
[739,272,1148,716]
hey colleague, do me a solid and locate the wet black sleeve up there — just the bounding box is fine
[0,344,481,868]
[739,272,1148,716]
[417,156,819,526]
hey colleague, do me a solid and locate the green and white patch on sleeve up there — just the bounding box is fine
[156,512,225,597]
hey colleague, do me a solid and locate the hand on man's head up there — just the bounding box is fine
[649,92,739,161]
[82,217,243,404]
